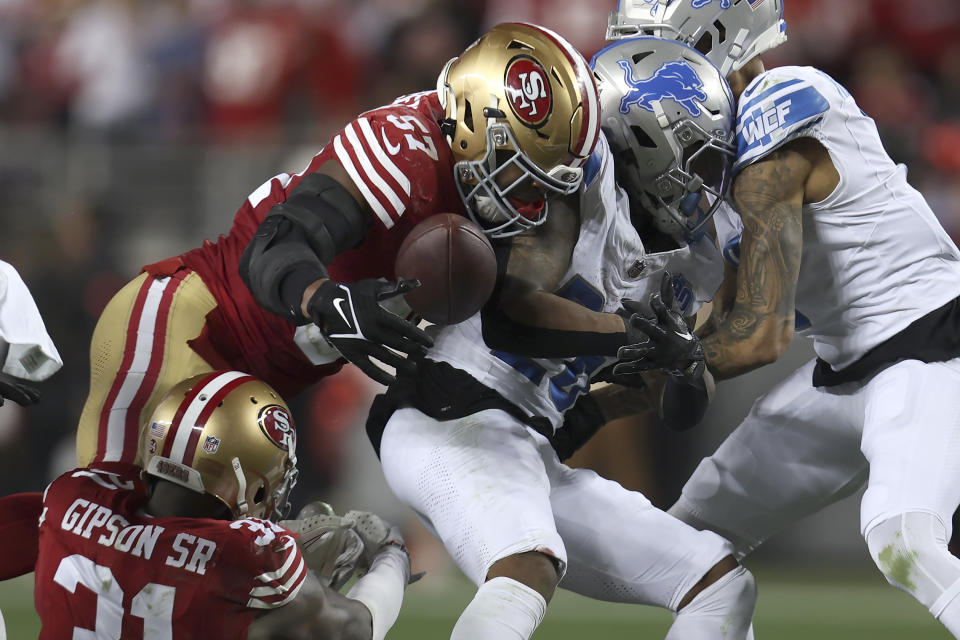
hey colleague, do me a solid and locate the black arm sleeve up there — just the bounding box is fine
[479,241,628,358]
[480,295,628,357]
[239,173,373,324]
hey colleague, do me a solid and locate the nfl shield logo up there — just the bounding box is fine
[203,435,221,454]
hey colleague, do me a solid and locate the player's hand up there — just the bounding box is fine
[306,279,434,385]
[658,368,715,431]
[340,510,414,580]
[615,272,705,383]
[341,511,406,564]
[0,373,40,407]
[280,505,366,590]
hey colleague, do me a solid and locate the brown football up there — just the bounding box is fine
[394,213,498,325]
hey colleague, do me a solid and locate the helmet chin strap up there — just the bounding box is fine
[231,457,249,517]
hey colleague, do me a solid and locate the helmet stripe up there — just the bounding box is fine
[159,370,220,460]
[181,373,258,466]
[162,371,252,464]
[511,22,601,164]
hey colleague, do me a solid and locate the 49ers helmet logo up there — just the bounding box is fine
[504,56,552,128]
[258,404,295,452]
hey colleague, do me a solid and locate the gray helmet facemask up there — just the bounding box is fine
[592,36,736,240]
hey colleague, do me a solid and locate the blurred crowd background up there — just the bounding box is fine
[1,0,959,576]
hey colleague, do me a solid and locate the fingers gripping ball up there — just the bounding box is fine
[395,213,497,325]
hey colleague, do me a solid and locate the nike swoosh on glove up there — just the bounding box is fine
[307,278,433,385]
[613,271,705,383]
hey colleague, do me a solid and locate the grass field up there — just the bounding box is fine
[1,566,951,639]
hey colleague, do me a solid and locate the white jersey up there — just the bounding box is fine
[714,66,960,369]
[428,133,722,430]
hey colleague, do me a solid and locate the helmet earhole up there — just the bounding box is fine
[460,140,468,149]
[713,20,726,44]
[254,486,265,504]
[463,100,474,133]
[694,32,713,55]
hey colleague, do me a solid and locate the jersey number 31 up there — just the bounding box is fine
[54,554,175,639]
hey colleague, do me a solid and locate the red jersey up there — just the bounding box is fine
[35,464,306,639]
[161,90,465,399]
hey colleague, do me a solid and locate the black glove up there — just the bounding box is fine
[592,361,647,389]
[613,272,705,383]
[0,373,40,407]
[658,371,712,431]
[306,278,434,385]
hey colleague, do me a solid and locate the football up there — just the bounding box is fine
[394,213,498,325]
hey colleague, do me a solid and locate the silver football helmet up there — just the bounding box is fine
[591,36,736,239]
[606,0,787,77]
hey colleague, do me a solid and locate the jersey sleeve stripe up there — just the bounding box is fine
[253,535,300,584]
[247,559,307,609]
[343,122,407,218]
[735,81,829,172]
[738,77,805,112]
[356,117,411,196]
[250,555,306,597]
[334,134,396,229]
[246,537,307,608]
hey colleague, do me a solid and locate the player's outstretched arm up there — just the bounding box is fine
[247,570,373,640]
[700,141,812,379]
[248,543,410,640]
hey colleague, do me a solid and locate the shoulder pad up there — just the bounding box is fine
[734,69,830,173]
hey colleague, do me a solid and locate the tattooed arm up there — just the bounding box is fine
[701,141,813,379]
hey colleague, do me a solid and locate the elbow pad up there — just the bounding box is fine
[239,216,328,324]
[239,173,372,324]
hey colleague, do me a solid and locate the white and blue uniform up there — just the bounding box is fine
[673,67,960,631]
[379,133,734,616]
[716,66,960,368]
[429,134,722,431]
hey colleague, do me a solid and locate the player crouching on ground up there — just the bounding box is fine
[34,371,410,640]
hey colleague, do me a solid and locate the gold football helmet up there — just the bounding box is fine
[140,371,298,521]
[438,22,601,237]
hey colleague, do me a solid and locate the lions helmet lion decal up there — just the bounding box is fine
[618,59,707,117]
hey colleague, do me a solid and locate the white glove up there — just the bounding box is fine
[341,510,407,575]
[280,502,365,590]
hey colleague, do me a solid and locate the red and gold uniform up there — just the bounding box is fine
[78,91,464,467]
[35,465,304,638]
